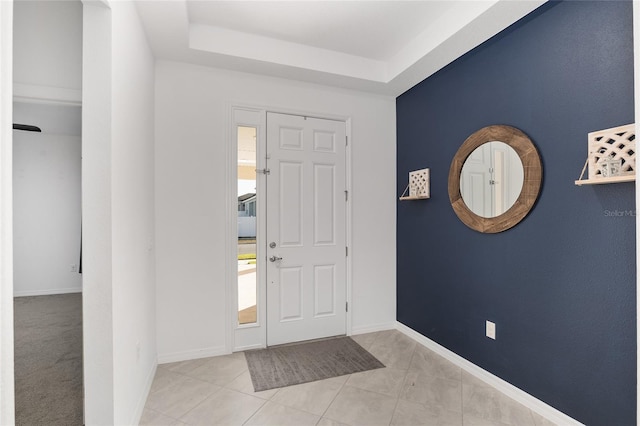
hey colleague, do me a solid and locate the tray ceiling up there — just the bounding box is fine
[135,1,547,96]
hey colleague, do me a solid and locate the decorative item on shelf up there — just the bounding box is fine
[575,123,636,186]
[400,168,430,200]
[600,154,622,177]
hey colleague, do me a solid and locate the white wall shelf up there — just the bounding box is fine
[400,168,430,200]
[399,195,430,200]
[575,124,636,187]
[575,175,635,186]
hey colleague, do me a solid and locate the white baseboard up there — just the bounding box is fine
[14,287,82,297]
[234,343,263,352]
[157,345,229,364]
[396,322,583,426]
[351,322,396,335]
[131,359,157,425]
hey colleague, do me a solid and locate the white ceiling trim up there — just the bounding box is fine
[387,1,497,81]
[189,24,388,82]
[135,0,548,96]
[386,0,548,95]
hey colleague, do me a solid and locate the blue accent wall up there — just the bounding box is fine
[396,1,635,424]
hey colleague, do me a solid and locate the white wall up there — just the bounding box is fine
[110,1,156,423]
[155,61,396,360]
[82,2,114,423]
[13,102,82,296]
[13,0,82,96]
[82,1,156,424]
[0,1,15,423]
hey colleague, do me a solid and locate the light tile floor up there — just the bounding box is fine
[141,330,557,426]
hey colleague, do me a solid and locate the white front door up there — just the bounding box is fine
[265,112,347,346]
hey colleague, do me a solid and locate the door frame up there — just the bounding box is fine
[0,1,15,423]
[226,103,353,352]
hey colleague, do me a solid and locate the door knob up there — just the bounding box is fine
[269,255,283,262]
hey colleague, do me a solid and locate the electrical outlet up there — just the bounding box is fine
[486,320,496,340]
[70,264,77,272]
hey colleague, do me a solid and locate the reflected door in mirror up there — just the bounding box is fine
[460,141,523,218]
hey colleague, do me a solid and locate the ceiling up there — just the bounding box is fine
[135,1,546,96]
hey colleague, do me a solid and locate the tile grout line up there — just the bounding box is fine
[143,407,182,424]
[239,396,269,426]
[145,370,222,422]
[233,353,284,400]
[316,331,385,424]
[235,353,272,426]
[316,371,351,423]
[157,355,257,424]
[527,406,538,426]
[174,383,226,424]
[387,343,417,426]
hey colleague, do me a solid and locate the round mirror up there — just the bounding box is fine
[460,141,524,218]
[448,125,542,233]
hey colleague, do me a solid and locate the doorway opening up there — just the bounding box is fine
[12,78,84,426]
[12,0,84,423]
[230,108,351,351]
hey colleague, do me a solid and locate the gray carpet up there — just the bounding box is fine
[14,293,83,426]
[245,336,384,392]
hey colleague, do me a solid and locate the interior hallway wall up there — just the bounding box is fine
[155,61,396,360]
[111,1,157,424]
[82,1,157,424]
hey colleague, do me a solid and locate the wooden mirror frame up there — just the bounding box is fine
[448,125,543,233]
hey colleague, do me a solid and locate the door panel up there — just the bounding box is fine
[266,112,346,346]
[314,164,335,245]
[314,265,336,317]
[279,161,303,247]
[279,267,303,321]
[314,130,336,152]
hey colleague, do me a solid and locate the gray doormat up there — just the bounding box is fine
[245,336,384,392]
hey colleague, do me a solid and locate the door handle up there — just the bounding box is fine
[269,255,283,262]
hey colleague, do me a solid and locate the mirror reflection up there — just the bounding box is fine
[460,141,524,218]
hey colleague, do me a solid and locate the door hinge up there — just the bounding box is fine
[346,136,348,146]
[346,246,348,257]
[345,190,348,202]
[346,302,349,312]
[256,168,270,175]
